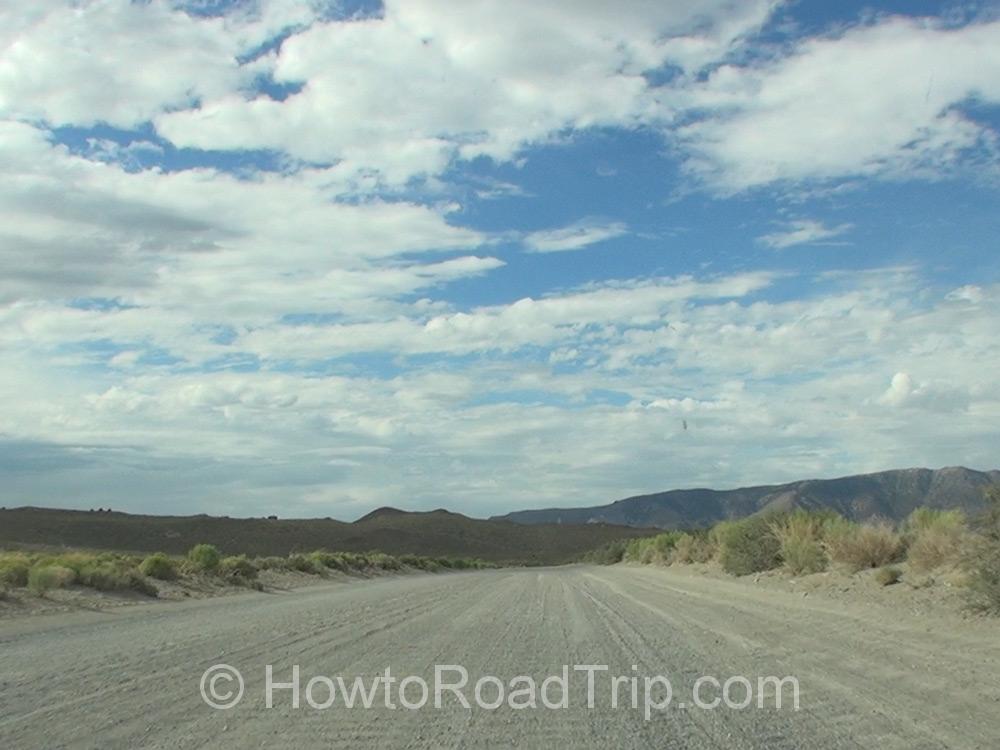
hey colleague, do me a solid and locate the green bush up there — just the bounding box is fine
[309,551,348,572]
[651,531,683,559]
[287,553,322,574]
[28,564,76,594]
[716,515,782,576]
[0,553,31,587]
[139,553,178,581]
[369,553,402,570]
[771,510,829,575]
[582,540,627,565]
[874,566,902,586]
[187,544,221,572]
[218,555,258,581]
[30,552,95,575]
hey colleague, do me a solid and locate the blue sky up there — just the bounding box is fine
[1,0,999,519]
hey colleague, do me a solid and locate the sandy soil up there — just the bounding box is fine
[659,559,972,619]
[1,565,998,749]
[0,567,405,621]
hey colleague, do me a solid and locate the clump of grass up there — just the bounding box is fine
[668,533,715,564]
[35,552,94,575]
[287,553,322,574]
[339,552,370,568]
[874,566,902,586]
[716,515,782,576]
[399,554,442,571]
[309,551,348,572]
[187,544,221,572]
[28,564,76,594]
[139,553,178,581]
[582,540,628,565]
[905,508,968,572]
[963,486,1000,614]
[0,553,31,588]
[771,510,829,575]
[78,561,158,596]
[623,532,684,565]
[823,517,903,572]
[369,552,402,570]
[218,555,258,582]
[253,556,292,571]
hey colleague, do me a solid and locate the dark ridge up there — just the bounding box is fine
[492,467,1000,529]
[0,506,656,565]
[354,506,407,523]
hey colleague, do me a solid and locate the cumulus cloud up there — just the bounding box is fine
[757,219,853,249]
[677,16,1000,192]
[154,0,777,183]
[0,121,488,310]
[880,372,914,407]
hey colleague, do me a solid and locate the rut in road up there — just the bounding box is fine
[1,565,998,749]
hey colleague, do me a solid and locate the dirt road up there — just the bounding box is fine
[1,565,998,749]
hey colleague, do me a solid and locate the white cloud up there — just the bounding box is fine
[233,272,776,361]
[2,3,1000,518]
[4,266,999,516]
[757,219,853,249]
[523,220,628,253]
[880,372,914,407]
[154,0,777,184]
[0,122,488,312]
[0,1,240,127]
[678,17,1000,192]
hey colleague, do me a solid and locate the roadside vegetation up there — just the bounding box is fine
[963,487,1000,614]
[0,545,494,603]
[587,487,1000,615]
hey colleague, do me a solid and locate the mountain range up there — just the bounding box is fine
[492,467,1000,529]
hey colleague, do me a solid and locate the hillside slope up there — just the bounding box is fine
[0,506,655,565]
[493,467,1000,528]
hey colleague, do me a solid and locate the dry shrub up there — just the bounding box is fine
[874,566,902,586]
[28,564,76,594]
[218,555,258,581]
[771,511,828,575]
[905,508,968,572]
[824,518,904,572]
[140,553,178,581]
[963,486,1000,614]
[669,533,714,564]
[0,553,31,588]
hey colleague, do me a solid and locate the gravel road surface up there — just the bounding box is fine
[2,565,998,749]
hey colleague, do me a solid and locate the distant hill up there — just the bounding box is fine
[0,506,656,565]
[493,467,1000,529]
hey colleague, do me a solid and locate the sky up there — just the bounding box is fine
[1,0,999,520]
